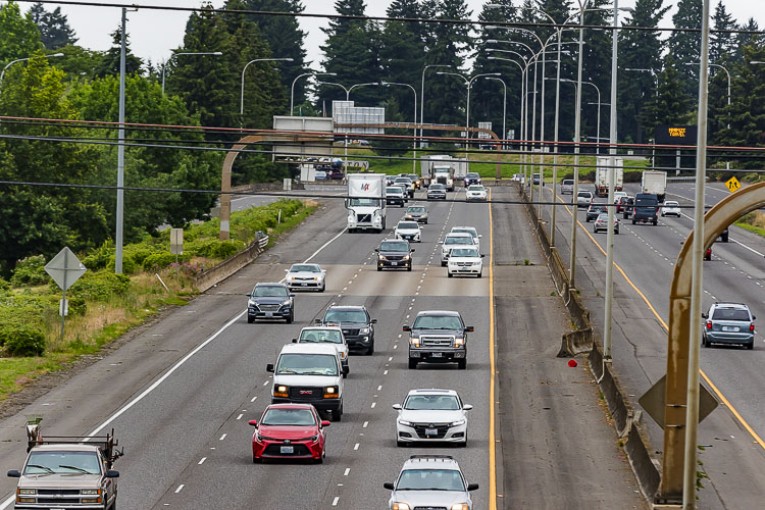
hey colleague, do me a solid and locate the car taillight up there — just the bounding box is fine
[706,321,712,331]
[750,323,756,332]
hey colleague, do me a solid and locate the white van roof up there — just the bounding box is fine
[278,343,340,357]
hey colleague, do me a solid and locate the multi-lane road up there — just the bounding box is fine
[0,183,649,509]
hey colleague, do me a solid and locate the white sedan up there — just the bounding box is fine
[284,263,326,292]
[447,246,483,278]
[395,221,422,243]
[393,389,472,447]
[661,200,682,217]
[465,184,488,201]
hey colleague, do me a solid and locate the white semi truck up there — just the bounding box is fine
[641,170,667,202]
[346,173,387,233]
[594,156,624,197]
[420,155,468,190]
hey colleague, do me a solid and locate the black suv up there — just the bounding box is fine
[632,193,659,225]
[317,305,376,355]
[375,239,415,271]
[247,283,295,323]
[404,310,474,370]
[464,172,481,186]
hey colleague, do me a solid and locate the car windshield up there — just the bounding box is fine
[324,310,368,323]
[404,394,461,411]
[397,469,466,491]
[596,214,610,221]
[348,198,380,207]
[24,451,101,475]
[452,228,477,238]
[398,222,419,230]
[395,179,411,184]
[290,264,320,273]
[275,354,338,376]
[711,308,750,321]
[467,185,484,191]
[636,196,658,206]
[444,236,472,246]
[387,187,403,194]
[664,201,679,207]
[252,286,288,298]
[430,185,445,190]
[407,207,425,214]
[578,192,591,197]
[449,248,479,258]
[380,241,410,252]
[412,314,463,330]
[300,329,343,344]
[260,408,316,426]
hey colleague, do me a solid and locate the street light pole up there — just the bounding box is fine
[0,52,65,94]
[115,7,128,274]
[381,81,418,173]
[318,81,380,162]
[290,71,336,116]
[485,76,507,150]
[420,65,451,149]
[161,51,222,95]
[240,57,294,118]
[687,61,731,171]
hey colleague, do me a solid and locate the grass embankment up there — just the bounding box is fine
[0,199,317,403]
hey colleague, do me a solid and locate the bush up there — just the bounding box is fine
[188,239,245,259]
[10,255,49,287]
[82,241,115,271]
[142,252,188,271]
[0,326,46,356]
[69,271,130,302]
[0,277,10,294]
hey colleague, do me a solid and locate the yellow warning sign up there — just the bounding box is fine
[725,176,741,193]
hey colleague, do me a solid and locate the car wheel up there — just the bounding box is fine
[746,342,754,350]
[408,359,417,369]
[247,316,254,324]
[448,272,453,278]
[407,264,412,272]
[425,219,428,224]
[460,436,468,448]
[286,312,294,324]
[441,261,446,267]
[702,336,707,347]
[253,455,262,464]
[397,440,406,447]
[331,411,342,422]
[661,212,665,217]
[366,341,374,356]
[377,265,382,271]
[721,233,729,242]
[652,219,658,226]
[632,219,636,225]
[615,229,619,235]
[457,359,467,370]
[477,272,482,278]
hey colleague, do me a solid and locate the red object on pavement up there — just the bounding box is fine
[567,359,578,368]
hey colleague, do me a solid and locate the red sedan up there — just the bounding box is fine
[249,403,330,463]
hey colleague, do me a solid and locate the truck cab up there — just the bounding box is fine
[346,173,387,233]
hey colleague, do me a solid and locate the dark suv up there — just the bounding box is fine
[376,240,415,271]
[464,172,481,187]
[404,310,474,370]
[585,203,608,222]
[702,302,756,349]
[632,193,659,225]
[247,283,295,323]
[317,305,376,355]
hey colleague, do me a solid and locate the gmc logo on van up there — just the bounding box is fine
[299,390,313,395]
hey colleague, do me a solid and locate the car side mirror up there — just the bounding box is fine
[7,470,20,478]
[266,363,275,373]
[371,318,377,324]
[465,326,475,333]
[342,366,349,376]
[411,249,415,253]
[467,483,479,491]
[289,293,295,298]
[463,404,473,411]
[248,420,258,427]
[701,313,708,319]
[478,234,483,238]
[291,339,298,343]
[480,254,485,258]
[383,482,395,490]
[314,318,322,324]
[392,404,402,410]
[106,470,120,478]
[321,420,332,428]
[403,325,411,332]
[374,248,379,252]
[753,315,757,320]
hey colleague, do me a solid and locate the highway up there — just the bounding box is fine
[537,178,765,509]
[0,184,646,509]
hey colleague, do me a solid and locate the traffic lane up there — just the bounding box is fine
[150,269,492,508]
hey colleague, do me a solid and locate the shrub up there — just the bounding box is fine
[10,255,49,287]
[82,241,115,271]
[0,277,10,294]
[69,271,130,302]
[188,239,245,259]
[0,326,46,356]
[143,252,188,271]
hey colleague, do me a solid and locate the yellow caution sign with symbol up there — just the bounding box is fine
[725,176,741,193]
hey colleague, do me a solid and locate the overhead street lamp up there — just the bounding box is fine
[484,76,507,149]
[420,64,451,149]
[381,81,418,173]
[0,52,65,94]
[687,61,731,170]
[290,71,336,116]
[487,54,526,159]
[161,51,222,95]
[240,57,294,117]
[317,80,381,161]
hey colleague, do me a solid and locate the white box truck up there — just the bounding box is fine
[420,155,468,190]
[641,170,667,202]
[346,173,386,233]
[595,156,624,197]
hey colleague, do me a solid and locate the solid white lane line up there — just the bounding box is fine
[304,227,347,263]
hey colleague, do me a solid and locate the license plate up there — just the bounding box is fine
[391,262,398,266]
[280,446,294,454]
[721,326,739,332]
[265,312,274,317]
[300,283,308,286]
[425,428,438,436]
[431,352,443,358]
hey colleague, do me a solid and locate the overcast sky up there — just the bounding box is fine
[4,1,764,67]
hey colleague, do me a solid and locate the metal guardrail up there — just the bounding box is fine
[256,231,269,249]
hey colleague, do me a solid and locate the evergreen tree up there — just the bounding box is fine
[734,19,763,64]
[580,0,612,150]
[667,0,702,99]
[0,1,43,65]
[93,27,144,78]
[234,0,308,113]
[28,2,77,50]
[710,0,736,65]
[617,0,668,144]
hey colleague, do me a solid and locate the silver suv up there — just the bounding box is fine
[384,455,479,510]
[702,302,757,349]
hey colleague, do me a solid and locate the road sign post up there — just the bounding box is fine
[44,247,87,340]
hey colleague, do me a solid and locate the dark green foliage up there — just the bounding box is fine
[10,255,48,287]
[0,1,43,64]
[142,252,189,271]
[93,27,143,78]
[28,2,77,50]
[1,326,46,356]
[668,0,703,100]
[69,271,130,302]
[187,239,245,259]
[0,277,10,294]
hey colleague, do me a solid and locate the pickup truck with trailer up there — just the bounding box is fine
[7,419,123,510]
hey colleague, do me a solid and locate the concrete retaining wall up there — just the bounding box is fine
[519,182,661,502]
[194,241,264,293]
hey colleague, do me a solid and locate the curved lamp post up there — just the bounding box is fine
[0,52,65,94]
[290,71,336,116]
[240,57,294,117]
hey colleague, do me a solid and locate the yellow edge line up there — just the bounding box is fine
[556,192,765,450]
[488,188,497,508]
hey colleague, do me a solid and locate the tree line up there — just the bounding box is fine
[1,0,764,275]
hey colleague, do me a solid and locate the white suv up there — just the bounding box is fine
[449,226,481,252]
[392,389,472,447]
[440,233,475,266]
[447,246,483,278]
[384,455,479,510]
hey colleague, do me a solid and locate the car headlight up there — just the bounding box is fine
[398,419,413,427]
[282,300,292,306]
[454,338,465,347]
[451,504,470,510]
[360,327,370,334]
[450,419,466,427]
[273,385,289,398]
[402,255,411,261]
[410,337,421,347]
[392,503,411,510]
[323,386,337,398]
[17,489,36,496]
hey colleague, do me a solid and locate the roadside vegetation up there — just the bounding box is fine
[0,199,316,402]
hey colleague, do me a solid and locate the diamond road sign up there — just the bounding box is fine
[45,247,87,291]
[639,374,718,429]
